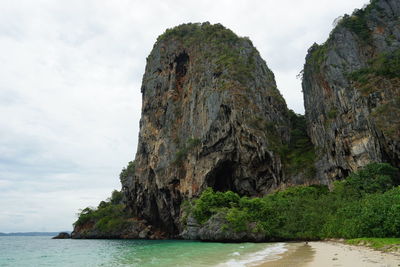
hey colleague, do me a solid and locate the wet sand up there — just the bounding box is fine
[256,242,314,267]
[257,241,400,267]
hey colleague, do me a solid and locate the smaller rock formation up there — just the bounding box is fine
[52,232,70,239]
[71,218,166,239]
[181,214,265,242]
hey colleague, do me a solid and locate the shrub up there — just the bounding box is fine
[120,161,135,185]
[192,188,240,224]
[110,190,123,205]
[325,187,400,238]
[74,190,130,235]
[188,163,400,240]
[333,163,399,198]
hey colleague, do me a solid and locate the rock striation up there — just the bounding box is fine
[122,23,293,237]
[302,0,400,183]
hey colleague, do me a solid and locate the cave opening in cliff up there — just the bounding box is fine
[206,160,237,193]
[175,52,189,77]
[174,52,189,91]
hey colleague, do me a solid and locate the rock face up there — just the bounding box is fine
[302,0,400,182]
[181,213,265,242]
[72,0,400,240]
[122,23,292,237]
[71,218,166,239]
[52,232,70,239]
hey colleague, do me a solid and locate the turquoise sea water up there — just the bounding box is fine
[0,236,286,267]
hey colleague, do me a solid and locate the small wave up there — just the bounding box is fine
[216,243,287,267]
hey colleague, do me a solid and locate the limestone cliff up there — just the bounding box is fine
[72,0,400,240]
[122,23,293,236]
[302,0,400,182]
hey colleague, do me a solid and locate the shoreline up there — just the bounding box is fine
[257,241,400,267]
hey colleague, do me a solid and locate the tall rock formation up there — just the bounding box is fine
[122,23,292,236]
[302,0,400,182]
[72,0,400,240]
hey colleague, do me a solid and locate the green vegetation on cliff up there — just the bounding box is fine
[349,48,400,85]
[119,161,135,185]
[157,22,258,85]
[74,161,135,236]
[74,190,129,234]
[186,163,400,240]
[308,43,328,69]
[347,48,400,139]
[255,110,315,178]
[284,111,316,178]
[157,22,239,44]
[307,0,380,69]
[338,0,380,43]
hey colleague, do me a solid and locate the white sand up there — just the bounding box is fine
[307,241,400,267]
[257,241,400,267]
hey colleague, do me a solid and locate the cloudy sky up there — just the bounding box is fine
[0,0,369,232]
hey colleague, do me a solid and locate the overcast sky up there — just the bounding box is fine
[0,0,369,232]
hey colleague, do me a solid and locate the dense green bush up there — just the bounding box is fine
[333,163,399,198]
[192,188,240,224]
[188,163,400,240]
[324,187,400,238]
[75,162,135,234]
[110,190,124,205]
[74,190,129,234]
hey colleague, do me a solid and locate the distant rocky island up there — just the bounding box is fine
[71,0,400,242]
[0,232,66,236]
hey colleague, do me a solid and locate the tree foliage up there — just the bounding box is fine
[74,190,129,235]
[188,163,400,240]
[119,161,135,185]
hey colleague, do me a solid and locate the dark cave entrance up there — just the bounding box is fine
[206,160,237,193]
[175,52,189,77]
[174,52,189,91]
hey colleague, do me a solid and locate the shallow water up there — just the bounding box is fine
[0,236,286,267]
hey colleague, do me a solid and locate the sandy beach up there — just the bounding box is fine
[258,241,400,267]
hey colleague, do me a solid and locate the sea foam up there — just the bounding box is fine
[216,243,287,267]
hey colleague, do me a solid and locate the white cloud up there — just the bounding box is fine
[0,0,369,232]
